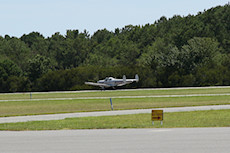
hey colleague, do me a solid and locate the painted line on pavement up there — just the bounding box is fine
[1,93,230,102]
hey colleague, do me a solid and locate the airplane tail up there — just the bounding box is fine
[123,75,126,83]
[135,74,139,82]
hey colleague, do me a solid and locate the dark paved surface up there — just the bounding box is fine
[0,128,229,153]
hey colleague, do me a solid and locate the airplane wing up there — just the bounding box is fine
[117,83,127,86]
[85,82,111,88]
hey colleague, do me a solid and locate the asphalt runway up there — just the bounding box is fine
[0,128,229,153]
[2,85,230,96]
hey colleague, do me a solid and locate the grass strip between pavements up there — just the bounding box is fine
[0,109,229,131]
[0,95,230,117]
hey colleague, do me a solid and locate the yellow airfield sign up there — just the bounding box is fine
[151,110,163,121]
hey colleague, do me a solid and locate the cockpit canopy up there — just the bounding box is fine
[105,77,114,81]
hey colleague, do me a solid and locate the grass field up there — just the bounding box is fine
[0,109,229,130]
[0,87,230,117]
[0,95,230,117]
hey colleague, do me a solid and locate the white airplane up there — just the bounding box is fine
[85,74,139,89]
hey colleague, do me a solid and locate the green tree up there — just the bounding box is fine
[27,54,51,81]
[180,37,222,72]
[0,37,31,71]
[21,32,49,57]
[138,38,180,69]
[48,32,65,69]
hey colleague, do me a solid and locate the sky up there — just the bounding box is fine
[0,0,229,38]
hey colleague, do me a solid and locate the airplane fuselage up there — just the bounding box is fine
[98,78,135,87]
[85,74,139,89]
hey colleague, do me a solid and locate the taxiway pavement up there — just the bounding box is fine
[0,128,229,153]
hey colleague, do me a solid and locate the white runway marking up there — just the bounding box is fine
[2,85,230,95]
[1,93,230,102]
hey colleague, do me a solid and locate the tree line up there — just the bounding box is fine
[0,4,230,92]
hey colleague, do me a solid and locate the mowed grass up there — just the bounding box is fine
[1,87,230,100]
[0,109,229,131]
[1,87,230,117]
[1,95,230,117]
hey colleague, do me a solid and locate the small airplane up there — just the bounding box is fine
[85,74,139,89]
